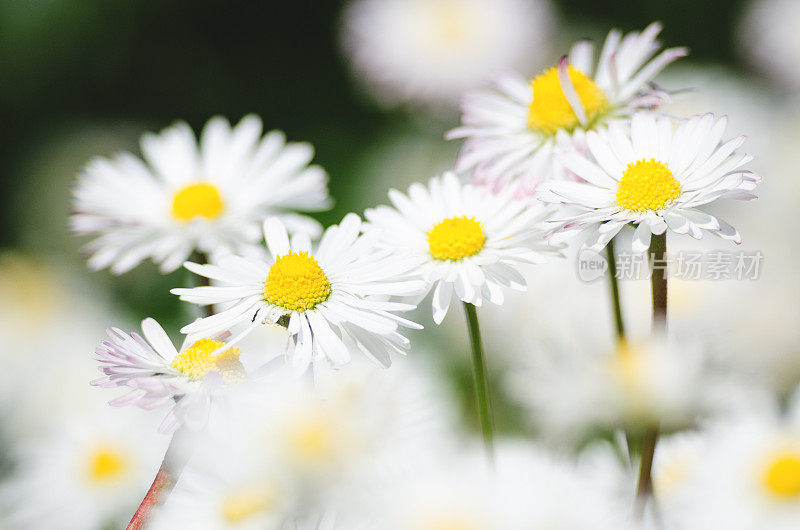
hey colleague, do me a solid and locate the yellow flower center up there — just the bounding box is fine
[763,452,800,499]
[427,216,485,261]
[170,338,244,383]
[616,159,681,212]
[171,183,224,222]
[263,251,331,312]
[419,517,476,530]
[286,414,339,465]
[527,66,609,135]
[87,447,128,483]
[221,484,277,523]
[426,0,473,47]
[654,453,692,498]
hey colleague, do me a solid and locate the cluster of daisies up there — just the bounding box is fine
[4,7,795,528]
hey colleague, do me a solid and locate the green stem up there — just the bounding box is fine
[635,427,659,516]
[649,233,668,332]
[463,302,494,459]
[606,239,626,342]
[635,232,668,514]
[607,239,634,462]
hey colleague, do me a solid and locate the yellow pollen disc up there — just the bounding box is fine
[427,216,485,261]
[264,251,331,312]
[170,338,244,383]
[420,517,475,530]
[527,66,609,135]
[616,159,681,212]
[611,342,646,390]
[286,415,338,464]
[427,0,472,47]
[171,183,224,222]
[221,485,277,523]
[763,452,800,498]
[88,447,128,482]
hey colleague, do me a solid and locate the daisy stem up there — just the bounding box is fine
[607,239,634,463]
[605,239,626,342]
[462,301,494,460]
[635,232,667,514]
[193,251,213,318]
[126,428,191,529]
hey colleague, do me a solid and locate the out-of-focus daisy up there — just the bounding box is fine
[149,455,298,530]
[341,442,629,529]
[170,359,455,526]
[738,0,800,90]
[447,22,686,195]
[0,251,132,438]
[72,115,331,274]
[507,338,739,444]
[92,318,251,433]
[364,172,561,324]
[0,404,165,530]
[666,404,800,530]
[541,112,760,252]
[340,0,556,109]
[173,215,425,370]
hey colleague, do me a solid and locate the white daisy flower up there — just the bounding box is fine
[92,317,250,434]
[507,338,741,444]
[541,112,761,252]
[363,172,561,324]
[340,0,556,109]
[149,455,300,530]
[172,214,425,371]
[341,442,630,529]
[0,404,165,530]
[446,22,686,196]
[154,359,454,529]
[72,115,331,274]
[665,403,800,530]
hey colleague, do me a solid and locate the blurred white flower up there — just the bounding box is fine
[541,112,760,252]
[92,318,251,433]
[364,172,561,324]
[447,22,686,196]
[72,115,331,274]
[738,0,800,90]
[0,404,165,530]
[663,400,800,529]
[149,455,300,530]
[174,215,425,371]
[341,442,630,529]
[507,338,740,443]
[340,0,556,109]
[0,251,131,437]
[153,358,455,527]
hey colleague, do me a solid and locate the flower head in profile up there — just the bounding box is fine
[364,172,561,324]
[92,318,248,433]
[340,0,556,109]
[72,115,331,274]
[540,112,760,252]
[172,214,425,371]
[447,22,686,196]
